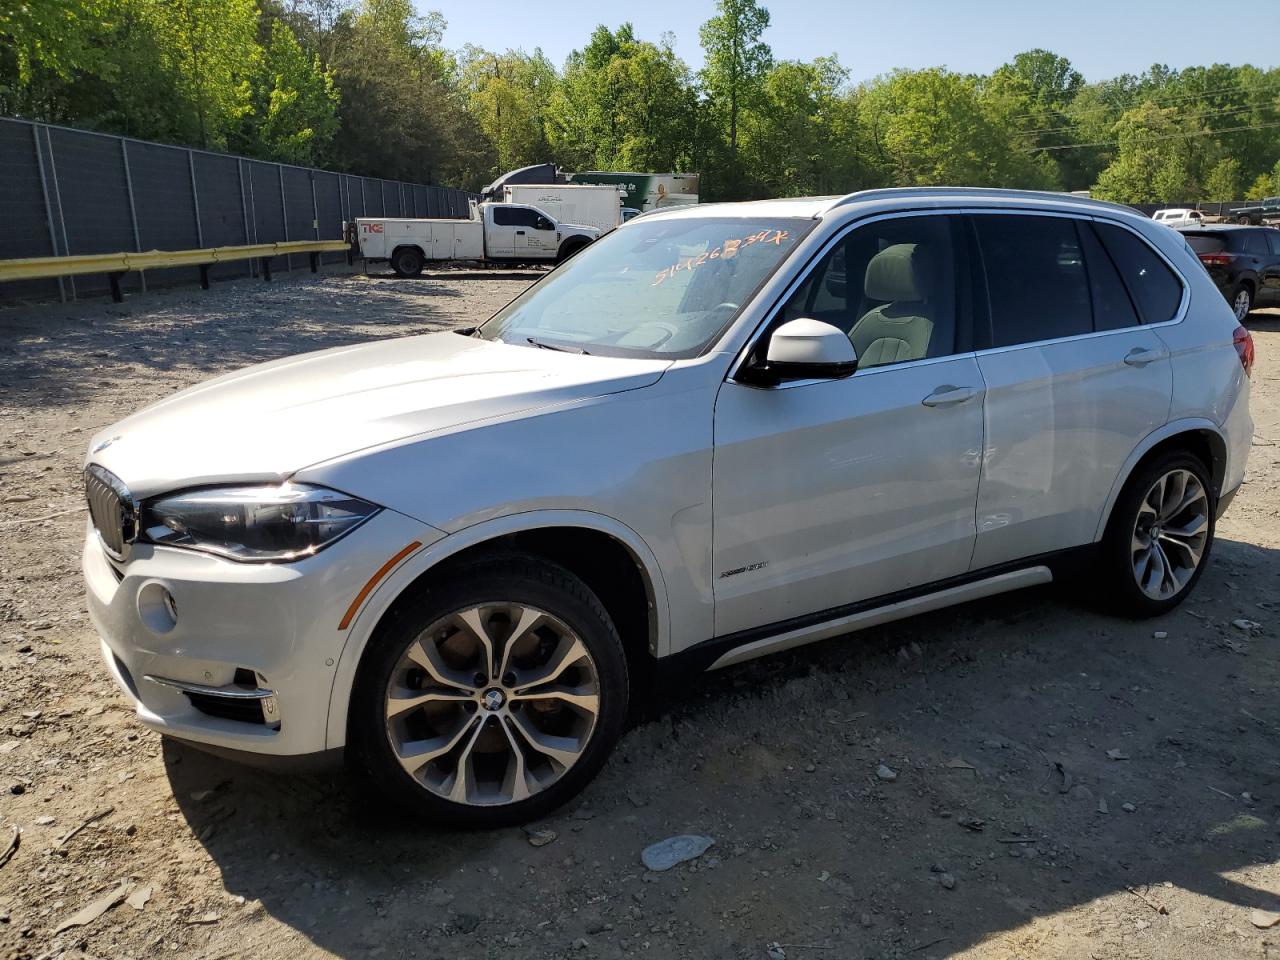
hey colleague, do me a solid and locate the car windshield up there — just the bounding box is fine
[477,215,811,358]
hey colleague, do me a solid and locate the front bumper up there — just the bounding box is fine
[84,508,440,757]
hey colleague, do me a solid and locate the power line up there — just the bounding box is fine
[1003,79,1280,126]
[1024,119,1280,152]
[1020,101,1277,137]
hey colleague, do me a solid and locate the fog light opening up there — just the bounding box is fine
[136,581,178,635]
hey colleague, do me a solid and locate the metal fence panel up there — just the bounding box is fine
[2,117,481,303]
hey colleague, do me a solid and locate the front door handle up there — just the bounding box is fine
[921,385,978,407]
[515,230,526,235]
[1123,347,1168,367]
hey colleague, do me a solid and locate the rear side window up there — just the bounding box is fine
[1093,222,1183,323]
[1240,231,1269,255]
[973,215,1092,347]
[1079,223,1141,331]
[1269,233,1280,256]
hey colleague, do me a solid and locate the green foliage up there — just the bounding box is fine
[1203,157,1242,201]
[5,1,1280,205]
[143,0,261,148]
[1092,102,1198,203]
[250,19,339,164]
[545,24,696,175]
[698,0,771,196]
[860,68,1055,189]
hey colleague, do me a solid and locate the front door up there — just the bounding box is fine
[712,213,984,637]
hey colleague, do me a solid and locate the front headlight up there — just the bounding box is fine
[139,484,380,562]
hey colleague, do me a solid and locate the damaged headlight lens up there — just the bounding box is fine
[140,484,380,562]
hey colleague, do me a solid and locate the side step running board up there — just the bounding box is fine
[708,566,1053,670]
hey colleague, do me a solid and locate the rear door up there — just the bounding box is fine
[968,213,1178,569]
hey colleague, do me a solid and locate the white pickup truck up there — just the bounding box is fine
[348,201,601,277]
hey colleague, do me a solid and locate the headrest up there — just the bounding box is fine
[864,243,931,302]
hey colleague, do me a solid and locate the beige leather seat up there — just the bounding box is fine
[848,243,934,367]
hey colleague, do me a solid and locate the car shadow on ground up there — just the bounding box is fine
[163,535,1280,958]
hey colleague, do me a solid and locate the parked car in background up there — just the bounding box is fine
[1228,197,1280,225]
[1178,224,1280,319]
[1153,208,1205,228]
[85,188,1253,826]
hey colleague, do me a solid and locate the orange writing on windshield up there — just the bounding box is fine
[651,228,791,286]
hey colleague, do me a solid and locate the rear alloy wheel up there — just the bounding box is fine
[353,554,628,827]
[391,247,424,278]
[1237,215,1253,225]
[1231,284,1253,321]
[1100,452,1215,617]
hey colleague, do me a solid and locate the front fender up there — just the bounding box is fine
[323,509,670,750]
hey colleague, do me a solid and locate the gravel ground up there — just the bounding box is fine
[0,270,1278,960]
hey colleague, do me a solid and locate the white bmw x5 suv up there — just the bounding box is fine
[83,188,1255,826]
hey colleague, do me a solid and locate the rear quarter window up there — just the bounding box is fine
[1093,222,1184,324]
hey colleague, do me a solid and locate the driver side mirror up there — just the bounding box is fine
[535,216,553,231]
[745,318,858,384]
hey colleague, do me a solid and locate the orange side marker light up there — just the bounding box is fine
[338,541,422,630]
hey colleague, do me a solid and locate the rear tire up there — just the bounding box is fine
[391,247,424,278]
[1231,283,1253,321]
[1237,215,1253,225]
[1098,451,1215,618]
[351,553,629,828]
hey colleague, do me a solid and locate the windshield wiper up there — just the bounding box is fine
[526,336,589,355]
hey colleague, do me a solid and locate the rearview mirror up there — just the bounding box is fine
[749,318,857,383]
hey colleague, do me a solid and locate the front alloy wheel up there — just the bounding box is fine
[384,603,601,806]
[353,554,628,827]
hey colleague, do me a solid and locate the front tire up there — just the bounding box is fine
[391,246,424,278]
[351,553,629,828]
[1098,451,1215,618]
[556,240,589,265]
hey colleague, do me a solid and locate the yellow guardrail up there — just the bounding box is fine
[0,239,354,300]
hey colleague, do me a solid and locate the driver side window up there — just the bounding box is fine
[782,215,959,369]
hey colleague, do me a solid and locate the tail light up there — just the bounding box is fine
[1233,325,1255,378]
[1199,253,1235,266]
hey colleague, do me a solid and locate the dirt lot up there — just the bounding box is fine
[1,269,1278,960]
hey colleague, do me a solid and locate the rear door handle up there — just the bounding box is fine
[1123,347,1168,367]
[921,385,978,407]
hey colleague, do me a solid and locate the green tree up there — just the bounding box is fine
[1203,157,1242,201]
[739,57,859,197]
[860,68,1055,189]
[545,25,695,174]
[698,0,771,194]
[140,0,260,148]
[249,18,339,164]
[458,45,557,179]
[1092,102,1199,203]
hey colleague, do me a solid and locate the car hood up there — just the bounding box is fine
[87,333,669,498]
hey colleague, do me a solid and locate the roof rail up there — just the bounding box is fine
[825,186,1136,215]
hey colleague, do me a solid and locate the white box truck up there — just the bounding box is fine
[348,201,601,277]
[500,183,624,234]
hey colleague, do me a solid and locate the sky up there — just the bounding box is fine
[429,0,1276,83]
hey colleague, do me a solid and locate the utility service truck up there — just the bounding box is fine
[348,201,601,277]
